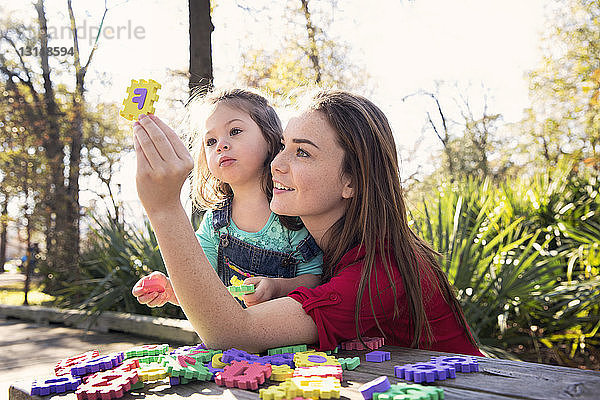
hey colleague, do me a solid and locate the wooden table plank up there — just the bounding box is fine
[9,346,600,400]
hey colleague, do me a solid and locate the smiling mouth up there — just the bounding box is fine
[273,182,295,191]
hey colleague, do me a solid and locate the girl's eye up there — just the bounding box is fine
[206,138,217,146]
[296,147,309,158]
[230,128,242,136]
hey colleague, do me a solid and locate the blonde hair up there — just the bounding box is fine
[187,88,302,230]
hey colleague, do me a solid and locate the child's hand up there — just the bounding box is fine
[132,271,179,307]
[242,277,278,307]
[133,114,194,215]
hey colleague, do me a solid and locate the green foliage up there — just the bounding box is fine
[523,0,600,167]
[53,212,185,321]
[409,162,600,365]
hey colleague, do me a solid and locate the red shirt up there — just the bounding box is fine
[288,243,484,356]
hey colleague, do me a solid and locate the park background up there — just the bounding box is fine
[0,0,599,370]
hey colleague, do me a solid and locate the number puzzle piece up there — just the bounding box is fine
[373,383,444,400]
[170,343,208,355]
[340,337,384,350]
[113,359,140,373]
[359,376,391,400]
[71,353,125,377]
[290,376,341,399]
[31,376,82,396]
[394,362,455,383]
[293,352,340,368]
[338,357,360,370]
[259,379,301,400]
[204,362,224,381]
[271,364,294,381]
[137,364,169,382]
[141,279,165,293]
[212,353,229,368]
[267,344,308,355]
[75,369,138,400]
[120,79,161,121]
[215,360,272,390]
[430,355,479,373]
[365,351,391,362]
[222,348,261,363]
[55,350,100,376]
[124,344,169,359]
[293,365,343,380]
[258,353,295,367]
[230,276,245,286]
[160,354,212,381]
[227,284,255,298]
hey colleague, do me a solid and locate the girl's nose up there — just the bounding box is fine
[216,141,229,153]
[271,151,288,174]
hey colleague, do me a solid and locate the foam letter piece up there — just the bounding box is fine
[124,344,169,359]
[170,344,208,355]
[71,353,125,377]
[293,352,340,368]
[212,353,229,368]
[75,369,138,400]
[113,359,140,372]
[259,380,301,400]
[257,353,295,367]
[430,355,479,373]
[160,354,212,381]
[365,351,391,363]
[222,348,261,363]
[373,383,444,400]
[120,79,161,121]
[140,278,164,293]
[359,376,391,400]
[227,284,256,297]
[338,357,360,370]
[293,365,343,380]
[55,350,100,376]
[394,362,455,383]
[204,362,224,381]
[215,360,272,390]
[340,337,384,350]
[267,344,308,355]
[291,376,341,399]
[31,376,82,396]
[138,364,169,382]
[271,365,294,381]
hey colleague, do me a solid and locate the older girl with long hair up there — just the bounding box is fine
[132,89,483,356]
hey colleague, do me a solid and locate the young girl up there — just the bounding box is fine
[133,89,322,308]
[132,89,483,356]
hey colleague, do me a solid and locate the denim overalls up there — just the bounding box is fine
[212,198,321,285]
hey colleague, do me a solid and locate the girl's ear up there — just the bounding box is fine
[342,174,354,199]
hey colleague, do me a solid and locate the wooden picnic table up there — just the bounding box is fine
[8,345,600,400]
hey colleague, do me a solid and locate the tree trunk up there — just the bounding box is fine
[35,0,67,292]
[189,0,213,229]
[188,0,214,95]
[300,0,322,83]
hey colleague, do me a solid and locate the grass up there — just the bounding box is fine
[0,280,55,306]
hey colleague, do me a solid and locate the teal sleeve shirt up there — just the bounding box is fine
[195,210,323,276]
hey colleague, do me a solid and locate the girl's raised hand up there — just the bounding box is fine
[133,114,194,216]
[132,271,179,307]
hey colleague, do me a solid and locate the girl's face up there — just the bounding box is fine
[204,103,269,186]
[270,111,353,230]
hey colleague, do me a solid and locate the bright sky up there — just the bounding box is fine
[3,0,547,226]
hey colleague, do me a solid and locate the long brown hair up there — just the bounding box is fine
[189,88,301,230]
[306,90,477,348]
